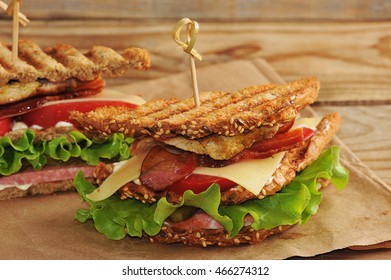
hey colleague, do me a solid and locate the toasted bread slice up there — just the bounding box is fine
[0,40,151,85]
[71,77,319,140]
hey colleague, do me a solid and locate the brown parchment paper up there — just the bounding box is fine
[1,59,390,260]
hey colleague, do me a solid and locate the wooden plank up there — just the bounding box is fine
[1,20,389,103]
[0,0,391,21]
[315,105,391,186]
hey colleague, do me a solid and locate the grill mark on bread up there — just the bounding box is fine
[0,42,38,83]
[0,39,151,86]
[71,77,319,139]
[18,40,69,82]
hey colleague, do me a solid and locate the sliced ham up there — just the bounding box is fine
[0,165,95,187]
[167,211,254,231]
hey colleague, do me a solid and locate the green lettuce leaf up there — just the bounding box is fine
[0,129,133,176]
[74,146,349,240]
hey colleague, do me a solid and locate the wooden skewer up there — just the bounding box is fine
[11,0,19,62]
[172,18,203,107]
[1,0,30,63]
[0,0,28,25]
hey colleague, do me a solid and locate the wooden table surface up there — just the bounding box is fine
[0,3,390,259]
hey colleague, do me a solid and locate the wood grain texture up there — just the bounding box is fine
[0,0,390,21]
[315,105,391,186]
[0,20,390,103]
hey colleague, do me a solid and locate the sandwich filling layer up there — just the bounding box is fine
[86,116,324,204]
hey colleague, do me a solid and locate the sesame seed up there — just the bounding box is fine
[244,236,251,241]
[119,127,125,132]
[109,120,116,124]
[149,238,154,243]
[236,118,245,126]
[181,125,186,129]
[234,238,240,244]
[131,129,135,134]
[256,232,260,239]
[144,194,149,200]
[202,126,212,133]
[195,232,201,238]
[124,128,129,134]
[224,131,229,136]
[157,122,162,128]
[191,120,197,125]
[202,241,207,247]
[261,189,267,195]
[165,130,171,134]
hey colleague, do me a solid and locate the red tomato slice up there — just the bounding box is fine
[0,117,12,136]
[249,127,314,153]
[17,100,138,129]
[169,174,236,195]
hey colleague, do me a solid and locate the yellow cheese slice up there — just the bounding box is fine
[86,151,148,201]
[292,117,322,131]
[193,152,285,195]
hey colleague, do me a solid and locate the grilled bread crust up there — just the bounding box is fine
[0,40,150,85]
[71,77,319,140]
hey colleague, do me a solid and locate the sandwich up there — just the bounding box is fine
[0,39,150,200]
[71,76,349,246]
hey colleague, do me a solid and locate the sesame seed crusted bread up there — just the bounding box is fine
[146,222,294,247]
[0,39,151,86]
[0,180,75,200]
[70,77,319,140]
